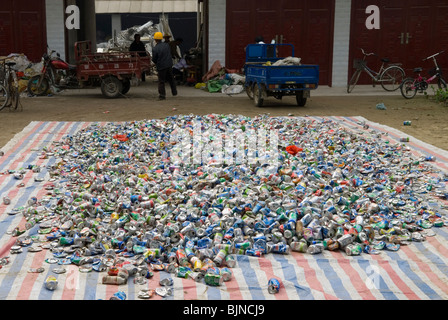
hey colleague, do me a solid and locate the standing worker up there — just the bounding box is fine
[129,34,148,81]
[152,32,177,100]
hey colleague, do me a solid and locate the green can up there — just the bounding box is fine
[204,273,223,286]
[177,266,193,279]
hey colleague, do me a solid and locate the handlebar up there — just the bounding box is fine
[423,50,445,61]
[359,48,376,57]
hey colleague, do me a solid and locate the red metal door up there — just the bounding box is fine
[226,0,334,86]
[0,0,46,62]
[349,0,448,84]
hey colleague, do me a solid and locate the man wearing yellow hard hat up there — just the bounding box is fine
[152,31,177,100]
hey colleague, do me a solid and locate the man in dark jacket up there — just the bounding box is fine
[152,32,177,100]
[129,34,148,81]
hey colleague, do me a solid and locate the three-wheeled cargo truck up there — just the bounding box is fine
[244,44,319,107]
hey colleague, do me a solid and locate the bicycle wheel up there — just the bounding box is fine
[400,78,417,99]
[380,66,405,91]
[347,70,361,93]
[9,85,19,111]
[438,77,447,90]
[27,75,49,96]
[0,85,8,111]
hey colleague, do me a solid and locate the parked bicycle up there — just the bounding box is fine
[0,59,20,111]
[347,48,406,93]
[400,50,447,99]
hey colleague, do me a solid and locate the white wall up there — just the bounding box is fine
[332,0,351,87]
[208,0,226,70]
[46,0,66,60]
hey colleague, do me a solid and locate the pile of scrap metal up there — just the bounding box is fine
[96,15,174,57]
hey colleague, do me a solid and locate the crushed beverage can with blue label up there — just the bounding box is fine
[268,278,280,294]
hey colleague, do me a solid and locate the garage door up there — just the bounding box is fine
[349,0,448,85]
[226,0,335,86]
[0,0,46,62]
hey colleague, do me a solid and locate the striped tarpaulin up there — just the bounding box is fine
[0,118,447,300]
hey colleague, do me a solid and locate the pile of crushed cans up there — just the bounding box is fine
[3,114,448,298]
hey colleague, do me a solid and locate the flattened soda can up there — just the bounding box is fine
[403,121,411,126]
[268,278,280,294]
[204,273,223,286]
[110,291,127,300]
[159,277,173,286]
[3,197,10,205]
[225,254,237,268]
[220,267,233,282]
[345,244,362,256]
[45,276,58,291]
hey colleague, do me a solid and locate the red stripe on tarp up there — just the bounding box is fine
[400,245,448,296]
[291,253,339,300]
[329,251,377,300]
[258,258,289,299]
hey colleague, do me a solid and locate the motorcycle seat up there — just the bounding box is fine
[68,64,77,70]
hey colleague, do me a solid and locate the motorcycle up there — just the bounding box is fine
[27,49,80,96]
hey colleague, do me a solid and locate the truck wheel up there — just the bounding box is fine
[296,91,307,106]
[122,79,131,94]
[253,84,264,107]
[27,75,49,96]
[246,83,254,100]
[101,76,123,98]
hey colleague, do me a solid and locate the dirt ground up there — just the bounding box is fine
[1,79,448,151]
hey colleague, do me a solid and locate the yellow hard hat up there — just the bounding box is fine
[154,32,163,40]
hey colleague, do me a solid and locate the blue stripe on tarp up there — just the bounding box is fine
[237,255,265,300]
[313,257,352,300]
[0,122,46,171]
[354,257,398,300]
[0,122,82,299]
[413,241,448,283]
[206,279,222,300]
[86,270,100,300]
[272,254,314,299]
[385,251,441,300]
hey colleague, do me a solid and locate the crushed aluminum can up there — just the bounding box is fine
[110,291,126,300]
[155,287,168,297]
[45,276,58,291]
[45,258,59,264]
[53,267,67,274]
[133,276,147,285]
[385,243,400,251]
[28,246,42,252]
[159,277,173,286]
[10,246,22,254]
[138,289,155,299]
[3,196,11,205]
[268,278,281,294]
[28,267,45,273]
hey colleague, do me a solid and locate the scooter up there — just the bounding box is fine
[27,49,80,96]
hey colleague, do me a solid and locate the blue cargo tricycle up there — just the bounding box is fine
[244,44,319,107]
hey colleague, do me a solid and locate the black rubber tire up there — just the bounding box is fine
[438,77,447,90]
[27,75,50,96]
[296,91,307,106]
[400,78,417,99]
[347,70,361,93]
[253,84,264,107]
[122,79,131,94]
[101,76,123,98]
[380,66,405,91]
[246,83,254,100]
[0,85,8,111]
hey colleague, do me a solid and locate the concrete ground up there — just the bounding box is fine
[1,79,447,151]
